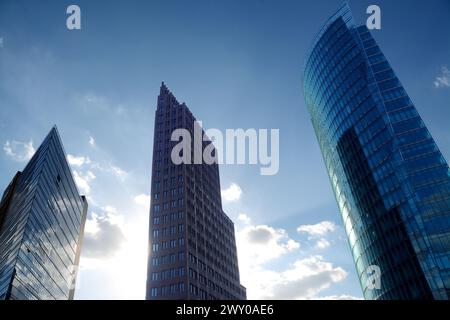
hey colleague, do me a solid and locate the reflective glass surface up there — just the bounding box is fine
[0,127,87,300]
[304,4,450,300]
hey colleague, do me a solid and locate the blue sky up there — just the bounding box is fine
[0,0,449,299]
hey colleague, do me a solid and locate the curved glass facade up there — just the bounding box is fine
[304,4,450,300]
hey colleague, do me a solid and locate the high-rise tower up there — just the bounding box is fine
[146,83,246,300]
[304,4,450,300]
[0,127,87,300]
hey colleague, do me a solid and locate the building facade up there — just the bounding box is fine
[0,127,87,300]
[146,83,246,300]
[304,4,450,300]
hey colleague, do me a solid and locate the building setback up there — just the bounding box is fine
[146,83,246,300]
[303,4,450,300]
[0,127,87,300]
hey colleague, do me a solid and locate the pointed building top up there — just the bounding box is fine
[160,81,169,96]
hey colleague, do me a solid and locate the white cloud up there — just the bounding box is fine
[73,170,96,195]
[297,221,337,250]
[67,154,91,167]
[434,66,450,88]
[109,164,127,179]
[134,193,150,212]
[235,217,350,299]
[238,224,299,264]
[265,256,348,299]
[3,140,35,162]
[82,208,126,259]
[92,162,128,180]
[315,238,331,249]
[237,213,251,224]
[77,202,149,299]
[89,136,96,147]
[297,221,337,236]
[242,255,348,300]
[221,183,242,202]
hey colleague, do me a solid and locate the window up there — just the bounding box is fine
[153,204,161,212]
[151,288,158,297]
[152,229,159,238]
[154,193,159,200]
[151,272,159,281]
[178,251,185,261]
[189,284,198,295]
[152,243,159,252]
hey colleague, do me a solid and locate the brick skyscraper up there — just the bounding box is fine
[146,83,246,300]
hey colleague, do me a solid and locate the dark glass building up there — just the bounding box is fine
[0,127,87,300]
[146,83,246,300]
[304,4,450,300]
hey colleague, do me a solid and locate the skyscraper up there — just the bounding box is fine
[303,4,450,300]
[0,127,87,300]
[146,83,246,300]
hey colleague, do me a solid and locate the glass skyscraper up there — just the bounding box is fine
[146,83,246,300]
[304,4,450,300]
[0,127,87,300]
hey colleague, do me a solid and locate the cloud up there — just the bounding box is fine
[134,193,150,212]
[92,162,128,180]
[82,207,126,259]
[89,136,96,147]
[235,216,350,299]
[297,221,337,250]
[221,183,242,202]
[238,224,299,264]
[297,221,337,236]
[77,93,128,116]
[237,213,251,224]
[241,255,348,300]
[315,238,331,249]
[3,140,35,162]
[109,164,127,179]
[434,66,450,88]
[264,256,348,299]
[67,154,91,167]
[73,170,96,195]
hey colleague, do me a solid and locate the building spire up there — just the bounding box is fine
[160,81,169,96]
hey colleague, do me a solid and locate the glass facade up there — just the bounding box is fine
[304,4,450,300]
[0,127,87,300]
[146,83,246,300]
